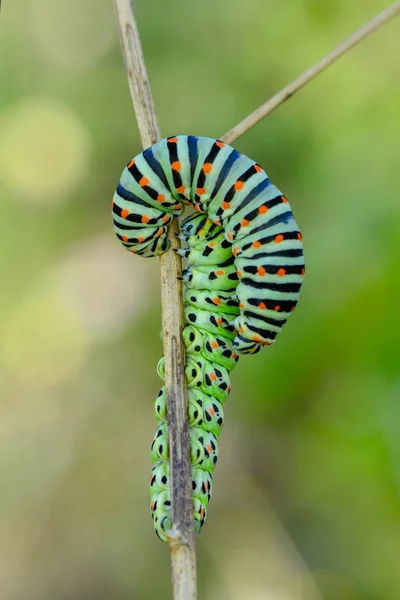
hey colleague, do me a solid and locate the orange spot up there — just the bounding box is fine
[234,181,244,191]
[274,305,280,311]
[211,341,218,349]
[281,195,288,203]
[240,325,245,333]
[277,268,286,276]
[198,229,204,235]
[302,268,305,276]
[252,241,261,248]
[241,219,250,227]
[291,306,295,311]
[194,204,201,212]
[212,297,221,305]
[233,246,239,256]
[216,141,225,148]
[214,220,221,226]
[168,137,178,143]
[228,232,233,240]
[227,385,231,392]
[257,266,266,276]
[274,234,284,243]
[232,353,238,359]
[162,215,169,223]
[171,161,181,171]
[222,201,230,209]
[196,187,206,195]
[298,232,303,241]
[130,249,136,253]
[239,302,245,309]
[209,242,216,248]
[258,205,268,214]
[111,200,114,209]
[254,164,262,172]
[217,317,223,325]
[176,185,185,194]
[121,209,130,218]
[141,215,150,224]
[206,444,213,453]
[122,235,128,242]
[252,335,262,342]
[209,408,215,416]
[139,177,149,187]
[215,270,224,276]
[157,193,165,202]
[210,373,217,381]
[203,163,212,173]
[173,203,181,210]
[127,159,135,168]
[156,228,163,237]
[151,501,155,510]
[259,302,266,309]
[237,270,242,277]
[138,236,145,243]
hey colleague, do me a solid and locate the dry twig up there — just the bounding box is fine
[112,1,196,599]
[222,1,400,144]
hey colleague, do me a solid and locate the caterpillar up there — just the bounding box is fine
[112,135,304,540]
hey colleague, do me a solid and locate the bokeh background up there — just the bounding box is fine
[1,0,399,598]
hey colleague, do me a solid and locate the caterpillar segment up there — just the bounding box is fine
[112,135,305,540]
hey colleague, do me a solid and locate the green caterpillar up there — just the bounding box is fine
[112,135,304,540]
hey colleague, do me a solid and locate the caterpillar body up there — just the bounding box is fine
[112,135,305,540]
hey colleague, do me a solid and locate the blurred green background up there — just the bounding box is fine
[1,1,399,598]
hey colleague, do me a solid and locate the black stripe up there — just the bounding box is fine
[116,232,152,244]
[167,139,183,189]
[116,184,151,207]
[243,264,304,276]
[243,311,287,328]
[142,146,170,190]
[245,322,278,340]
[232,196,285,231]
[230,178,271,217]
[241,230,301,251]
[247,297,297,312]
[128,162,145,184]
[187,136,199,184]
[218,256,236,267]
[241,278,302,293]
[237,165,259,183]
[235,334,257,347]
[249,249,304,259]
[116,183,174,211]
[113,215,161,228]
[210,149,241,200]
[208,142,223,162]
[260,210,293,229]
[197,169,206,189]
[113,219,134,230]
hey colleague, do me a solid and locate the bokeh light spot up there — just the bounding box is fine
[1,287,88,389]
[0,98,90,204]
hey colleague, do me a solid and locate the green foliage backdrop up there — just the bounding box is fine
[0,1,399,598]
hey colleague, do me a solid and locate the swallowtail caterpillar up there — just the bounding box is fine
[112,135,304,540]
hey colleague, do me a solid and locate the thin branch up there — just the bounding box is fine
[112,1,197,599]
[222,1,400,145]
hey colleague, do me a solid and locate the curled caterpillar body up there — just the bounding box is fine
[113,136,305,540]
